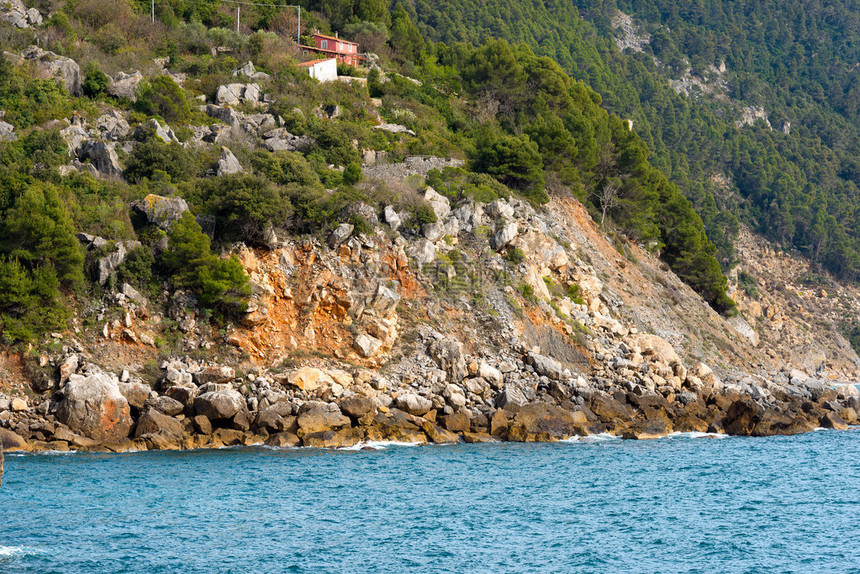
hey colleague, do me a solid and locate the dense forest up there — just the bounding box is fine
[407,0,860,281]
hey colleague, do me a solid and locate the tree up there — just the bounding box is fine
[196,173,292,242]
[2,182,84,285]
[595,177,621,225]
[136,76,191,123]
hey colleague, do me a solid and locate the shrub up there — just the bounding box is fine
[124,135,193,183]
[342,162,363,186]
[82,63,110,98]
[193,173,292,243]
[136,76,191,123]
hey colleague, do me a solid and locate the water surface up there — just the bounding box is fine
[2,430,859,573]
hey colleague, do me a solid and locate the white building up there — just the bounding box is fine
[297,58,338,83]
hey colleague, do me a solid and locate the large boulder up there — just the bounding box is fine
[107,70,143,101]
[296,407,351,436]
[428,337,468,383]
[506,404,588,442]
[79,140,122,178]
[287,367,334,392]
[0,118,15,142]
[118,381,151,409]
[21,46,81,96]
[97,241,141,285]
[57,371,133,441]
[131,194,189,231]
[527,352,564,381]
[0,428,27,451]
[423,187,451,220]
[254,402,296,434]
[194,390,245,420]
[216,146,243,176]
[134,409,184,441]
[193,366,235,386]
[633,334,681,366]
[143,396,184,417]
[395,393,433,416]
[338,396,377,419]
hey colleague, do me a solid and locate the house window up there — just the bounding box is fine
[320,39,328,49]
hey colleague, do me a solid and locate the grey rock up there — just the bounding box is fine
[21,45,81,96]
[528,352,564,381]
[384,205,402,230]
[118,381,152,409]
[216,83,245,106]
[0,0,41,27]
[144,396,185,417]
[0,119,16,142]
[495,384,528,409]
[353,333,382,358]
[327,223,354,248]
[216,146,243,176]
[395,393,433,416]
[194,390,245,420]
[490,222,519,251]
[423,186,450,220]
[134,409,183,440]
[79,140,122,178]
[96,111,130,140]
[373,123,416,136]
[429,338,468,383]
[108,70,143,101]
[57,370,133,441]
[97,241,141,285]
[131,194,189,231]
[121,283,148,307]
[60,125,88,155]
[407,239,436,267]
[233,61,271,81]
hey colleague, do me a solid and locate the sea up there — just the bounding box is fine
[1,429,859,573]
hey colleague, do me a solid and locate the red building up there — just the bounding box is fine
[300,33,362,66]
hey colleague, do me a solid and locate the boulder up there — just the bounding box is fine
[302,427,364,448]
[0,428,27,451]
[233,61,270,81]
[216,83,245,106]
[622,419,671,440]
[216,146,242,176]
[108,71,142,101]
[633,334,681,366]
[353,333,383,358]
[10,397,27,411]
[527,352,564,381]
[407,239,436,266]
[819,412,848,430]
[423,187,451,220]
[134,410,183,441]
[419,420,460,444]
[60,124,88,155]
[193,366,235,386]
[0,119,15,142]
[327,223,354,249]
[383,205,402,230]
[137,118,177,143]
[96,111,130,140]
[296,407,351,436]
[131,194,189,231]
[118,381,151,409]
[164,385,199,408]
[265,432,301,447]
[365,410,428,444]
[441,411,471,433]
[338,396,377,419]
[490,222,519,251]
[395,393,433,416]
[57,371,133,441]
[495,384,528,409]
[443,384,467,408]
[194,390,245,420]
[288,367,334,392]
[507,404,588,442]
[79,140,122,178]
[21,46,81,96]
[478,363,503,388]
[143,396,184,417]
[254,403,296,434]
[97,241,140,285]
[428,337,468,383]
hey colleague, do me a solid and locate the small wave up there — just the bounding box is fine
[339,440,423,451]
[562,433,620,443]
[0,546,45,558]
[667,432,727,439]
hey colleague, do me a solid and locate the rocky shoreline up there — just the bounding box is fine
[1,339,858,453]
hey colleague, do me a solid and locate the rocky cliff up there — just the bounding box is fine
[1,166,858,452]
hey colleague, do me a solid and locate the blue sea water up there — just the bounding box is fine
[1,430,859,573]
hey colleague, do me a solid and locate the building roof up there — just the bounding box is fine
[311,32,358,45]
[296,58,334,67]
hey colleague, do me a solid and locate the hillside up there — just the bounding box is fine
[410,0,860,292]
[0,0,858,452]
